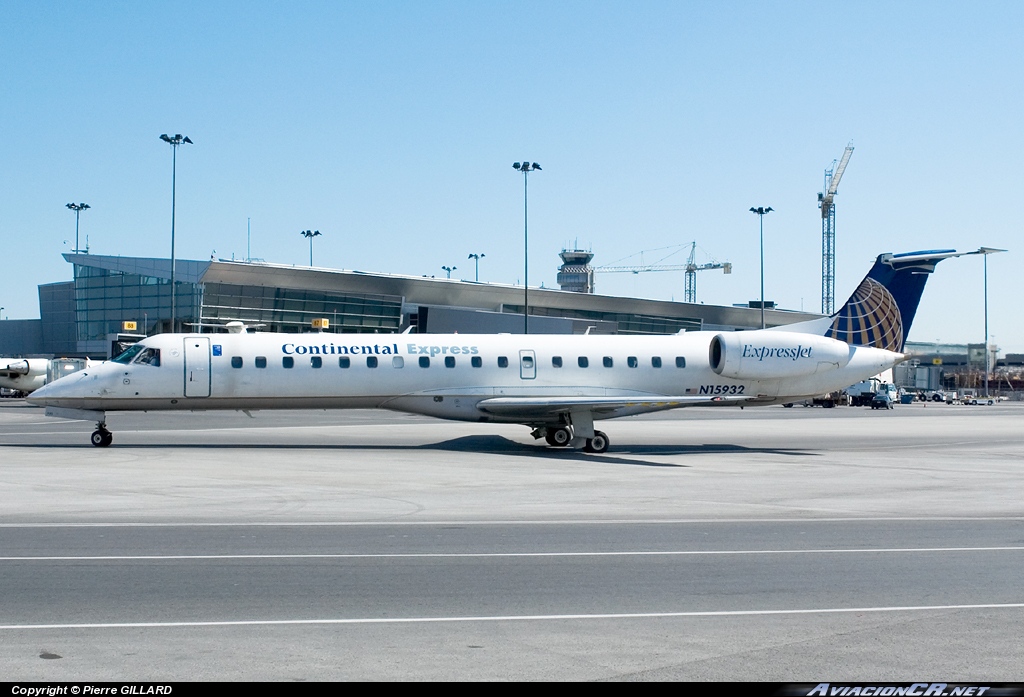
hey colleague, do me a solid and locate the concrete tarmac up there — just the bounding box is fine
[0,399,1021,680]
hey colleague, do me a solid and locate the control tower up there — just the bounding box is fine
[557,248,595,294]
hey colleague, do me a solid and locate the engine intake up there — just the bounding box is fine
[709,331,852,380]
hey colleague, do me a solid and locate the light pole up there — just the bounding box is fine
[749,206,774,329]
[468,253,485,282]
[159,134,193,333]
[301,230,321,266]
[441,265,457,279]
[974,247,1007,398]
[65,203,90,254]
[512,162,541,334]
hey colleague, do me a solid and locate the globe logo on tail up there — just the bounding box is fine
[826,277,903,351]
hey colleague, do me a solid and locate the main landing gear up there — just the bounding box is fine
[544,426,573,447]
[535,426,610,454]
[584,431,609,454]
[91,423,113,447]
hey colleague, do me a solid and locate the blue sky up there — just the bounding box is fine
[1,1,1020,350]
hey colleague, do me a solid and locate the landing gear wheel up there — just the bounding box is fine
[91,429,112,447]
[545,427,573,447]
[584,431,609,454]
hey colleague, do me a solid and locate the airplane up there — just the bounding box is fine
[0,358,49,395]
[28,249,965,450]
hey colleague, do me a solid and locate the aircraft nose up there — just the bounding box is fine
[26,371,89,406]
[26,380,60,405]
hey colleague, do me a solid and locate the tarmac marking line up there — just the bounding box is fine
[1,517,1022,528]
[3,602,1024,630]
[3,546,1023,561]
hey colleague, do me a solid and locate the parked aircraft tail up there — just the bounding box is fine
[780,249,970,351]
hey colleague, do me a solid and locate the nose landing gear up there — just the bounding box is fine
[91,423,113,447]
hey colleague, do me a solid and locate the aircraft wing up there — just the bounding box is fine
[476,394,754,417]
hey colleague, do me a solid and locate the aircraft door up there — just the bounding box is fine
[519,350,536,380]
[184,337,211,398]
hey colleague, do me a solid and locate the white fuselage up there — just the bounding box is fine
[28,330,901,425]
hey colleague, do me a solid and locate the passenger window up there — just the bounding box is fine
[445,356,456,368]
[652,357,662,368]
[393,356,404,368]
[366,356,378,368]
[498,356,509,368]
[339,357,350,368]
[419,356,430,368]
[552,356,563,368]
[627,356,638,368]
[471,356,482,368]
[311,356,323,368]
[578,356,589,368]
[231,356,243,369]
[282,357,294,369]
[255,356,267,369]
[675,356,686,368]
[603,356,613,368]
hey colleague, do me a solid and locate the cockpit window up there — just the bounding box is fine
[134,348,161,367]
[112,344,145,364]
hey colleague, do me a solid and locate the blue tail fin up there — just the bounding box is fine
[826,250,964,351]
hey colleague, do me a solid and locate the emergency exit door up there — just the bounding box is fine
[184,337,211,397]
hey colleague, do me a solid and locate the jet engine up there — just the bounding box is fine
[709,331,852,380]
[0,360,31,376]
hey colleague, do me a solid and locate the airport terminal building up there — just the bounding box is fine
[2,253,820,359]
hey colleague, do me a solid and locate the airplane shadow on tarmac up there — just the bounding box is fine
[425,435,817,468]
[21,434,817,469]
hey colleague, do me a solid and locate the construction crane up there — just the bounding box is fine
[818,142,854,315]
[595,242,732,303]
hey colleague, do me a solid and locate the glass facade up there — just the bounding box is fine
[501,304,702,335]
[65,256,405,356]
[201,283,402,333]
[73,264,201,341]
[53,253,776,358]
[38,281,77,355]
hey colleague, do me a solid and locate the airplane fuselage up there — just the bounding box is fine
[29,330,899,424]
[26,247,961,451]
